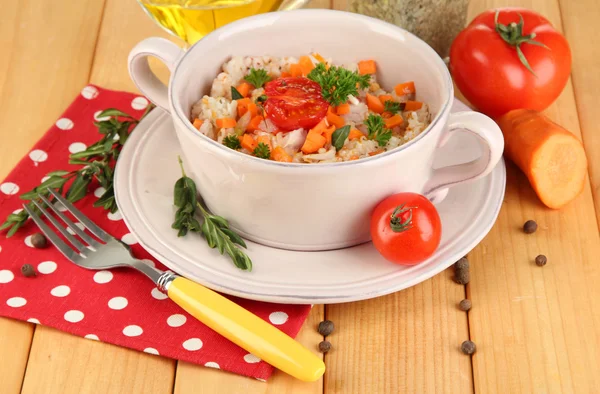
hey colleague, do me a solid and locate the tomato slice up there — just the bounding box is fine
[264,77,328,131]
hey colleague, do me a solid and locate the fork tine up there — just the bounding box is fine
[38,194,103,249]
[23,204,81,262]
[48,189,113,242]
[30,199,87,252]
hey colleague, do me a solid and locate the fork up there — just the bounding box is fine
[23,189,325,382]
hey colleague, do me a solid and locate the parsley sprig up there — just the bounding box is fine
[307,63,370,106]
[172,157,252,271]
[244,68,271,88]
[223,135,241,150]
[365,114,392,147]
[253,142,271,159]
[1,107,153,237]
[384,101,403,115]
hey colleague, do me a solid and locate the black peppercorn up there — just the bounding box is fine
[523,220,538,234]
[317,320,334,337]
[459,299,472,311]
[21,264,36,278]
[453,257,470,284]
[535,255,547,267]
[461,340,476,355]
[31,233,48,249]
[318,340,331,353]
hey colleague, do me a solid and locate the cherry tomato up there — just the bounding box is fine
[264,77,328,131]
[370,193,442,265]
[449,8,571,119]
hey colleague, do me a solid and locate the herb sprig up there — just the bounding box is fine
[331,125,351,151]
[253,142,271,159]
[307,63,370,106]
[245,68,271,89]
[1,107,153,237]
[172,157,252,271]
[223,135,241,150]
[365,114,392,147]
[384,101,403,115]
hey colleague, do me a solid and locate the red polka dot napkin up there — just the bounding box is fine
[0,85,311,381]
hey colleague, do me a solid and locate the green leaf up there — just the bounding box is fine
[93,185,114,207]
[46,170,71,177]
[253,142,271,159]
[331,125,351,151]
[39,175,68,191]
[6,221,24,237]
[231,86,244,100]
[0,220,12,231]
[384,100,402,114]
[375,129,393,147]
[307,63,370,106]
[223,135,241,150]
[244,68,271,88]
[97,108,135,119]
[221,228,247,248]
[516,45,537,76]
[66,174,90,203]
[19,190,40,200]
[209,215,229,228]
[68,158,90,165]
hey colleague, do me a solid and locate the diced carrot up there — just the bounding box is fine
[236,82,253,98]
[247,115,263,132]
[327,107,345,129]
[349,155,360,161]
[384,114,403,129]
[241,134,257,152]
[381,112,393,119]
[289,63,303,77]
[497,109,588,209]
[311,118,330,135]
[358,60,377,75]
[349,128,364,140]
[378,94,393,103]
[395,81,416,96]
[298,56,315,76]
[336,103,350,115]
[301,131,327,154]
[404,100,423,111]
[216,118,236,129]
[236,98,252,117]
[192,118,203,130]
[366,93,385,114]
[368,149,384,156]
[257,135,272,150]
[280,71,291,78]
[271,146,293,162]
[322,125,337,145]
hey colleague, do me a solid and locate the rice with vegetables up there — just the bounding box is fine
[190,55,431,163]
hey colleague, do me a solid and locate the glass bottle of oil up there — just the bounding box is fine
[138,0,304,45]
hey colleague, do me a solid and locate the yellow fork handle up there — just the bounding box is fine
[167,276,325,382]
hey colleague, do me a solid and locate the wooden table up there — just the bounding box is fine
[1,0,599,392]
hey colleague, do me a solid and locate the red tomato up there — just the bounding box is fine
[449,8,571,119]
[370,193,441,265]
[264,77,328,131]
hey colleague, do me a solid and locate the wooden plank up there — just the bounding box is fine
[0,1,106,392]
[20,326,175,394]
[174,306,325,393]
[559,0,600,222]
[464,0,600,393]
[325,269,473,394]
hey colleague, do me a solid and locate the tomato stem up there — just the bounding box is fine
[494,10,549,76]
[389,204,415,233]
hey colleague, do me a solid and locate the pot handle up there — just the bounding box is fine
[128,37,184,112]
[424,111,504,203]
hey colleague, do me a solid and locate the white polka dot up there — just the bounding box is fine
[56,118,74,130]
[107,211,122,221]
[53,201,67,212]
[182,338,203,351]
[37,261,57,274]
[81,86,99,99]
[66,222,85,235]
[94,187,106,198]
[69,142,86,154]
[64,310,84,323]
[24,235,33,248]
[123,325,143,337]
[12,209,23,215]
[50,285,70,297]
[93,270,113,284]
[142,259,155,268]
[94,110,110,121]
[113,133,120,141]
[144,347,159,355]
[244,353,261,363]
[121,233,137,245]
[131,97,149,110]
[41,176,50,183]
[84,334,99,340]
[27,318,40,324]
[256,378,267,383]
[0,182,19,195]
[0,270,14,283]
[269,311,289,325]
[6,297,27,307]
[0,245,2,253]
[108,296,128,310]
[167,314,187,327]
[29,149,48,165]
[151,288,168,300]
[204,362,220,369]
